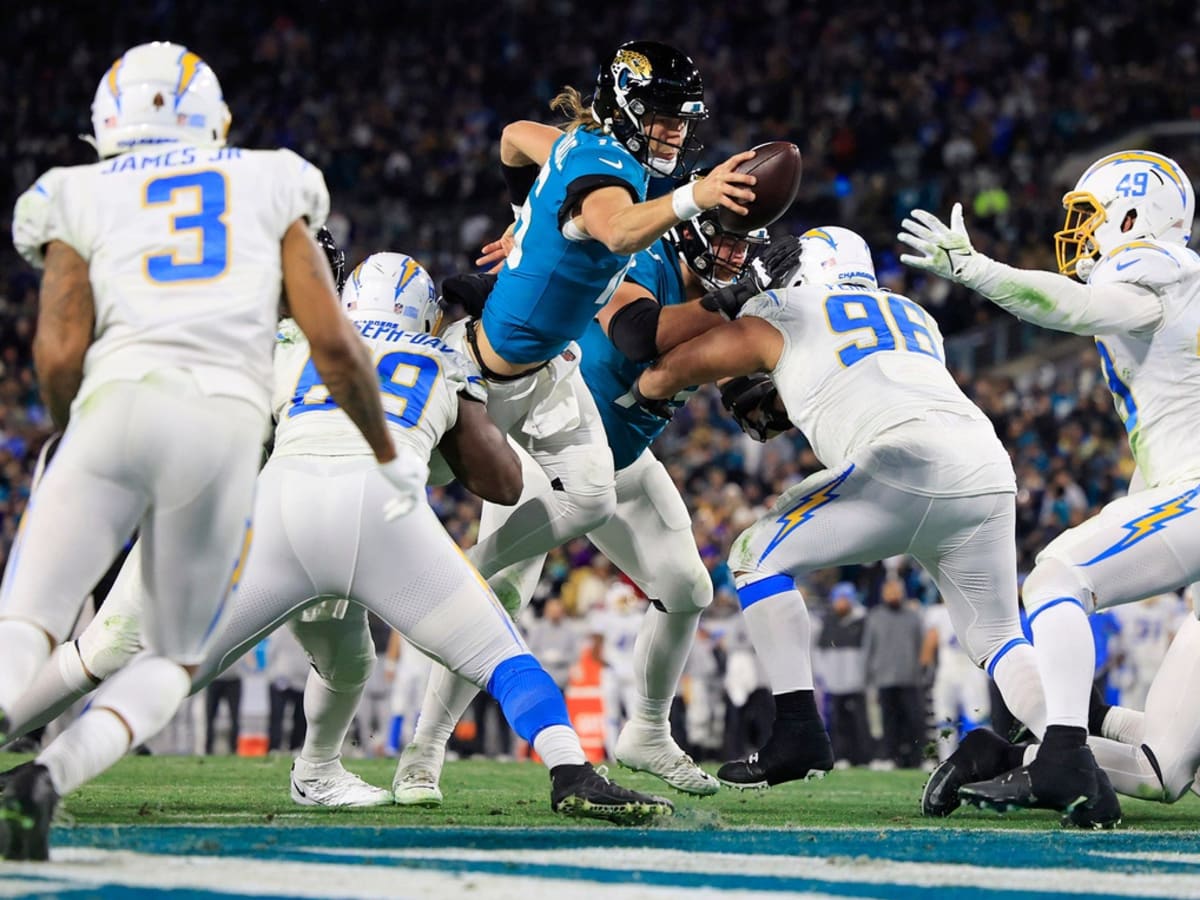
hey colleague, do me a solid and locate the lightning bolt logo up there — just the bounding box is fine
[759,464,855,563]
[1084,484,1200,566]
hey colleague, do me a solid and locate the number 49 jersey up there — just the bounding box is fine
[740,286,1014,496]
[271,317,486,462]
[12,145,328,417]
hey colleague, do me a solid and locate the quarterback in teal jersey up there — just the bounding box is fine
[395,41,762,803]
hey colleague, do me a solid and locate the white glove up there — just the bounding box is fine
[378,449,430,522]
[898,203,986,287]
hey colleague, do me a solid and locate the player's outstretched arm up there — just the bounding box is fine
[34,240,95,429]
[634,316,783,412]
[438,396,523,506]
[898,203,1162,335]
[576,150,758,256]
[282,221,396,464]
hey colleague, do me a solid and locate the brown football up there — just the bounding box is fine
[716,141,803,233]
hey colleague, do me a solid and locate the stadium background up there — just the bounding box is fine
[2,4,1200,895]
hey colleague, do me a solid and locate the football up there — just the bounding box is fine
[716,140,803,233]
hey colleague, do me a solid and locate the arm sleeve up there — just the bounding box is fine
[12,169,78,267]
[966,255,1163,336]
[272,149,330,235]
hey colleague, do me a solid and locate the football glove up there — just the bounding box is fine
[720,374,791,442]
[630,377,674,420]
[746,234,802,291]
[379,448,430,522]
[897,203,986,287]
[699,281,758,321]
[440,272,498,319]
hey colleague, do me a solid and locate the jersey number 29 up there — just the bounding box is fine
[289,351,439,428]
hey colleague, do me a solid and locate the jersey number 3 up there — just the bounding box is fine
[289,351,439,429]
[143,171,229,283]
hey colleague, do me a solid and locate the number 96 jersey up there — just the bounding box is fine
[271,318,486,462]
[12,145,328,418]
[740,286,1014,497]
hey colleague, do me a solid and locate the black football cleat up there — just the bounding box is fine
[922,727,1023,817]
[717,720,834,790]
[0,761,38,797]
[550,762,673,826]
[1,762,58,860]
[959,742,1121,829]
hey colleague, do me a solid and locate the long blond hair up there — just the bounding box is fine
[550,86,603,133]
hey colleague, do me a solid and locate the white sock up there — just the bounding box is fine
[5,641,97,741]
[1029,600,1093,729]
[412,662,477,750]
[0,620,54,714]
[736,580,813,692]
[988,641,1046,739]
[631,606,699,726]
[299,670,363,765]
[37,708,131,795]
[533,723,587,769]
[1101,706,1145,745]
[37,654,190,795]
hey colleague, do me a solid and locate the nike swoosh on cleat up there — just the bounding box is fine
[292,781,307,799]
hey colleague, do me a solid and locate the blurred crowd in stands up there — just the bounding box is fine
[3,0,1199,758]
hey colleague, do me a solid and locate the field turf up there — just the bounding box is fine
[5,751,1196,831]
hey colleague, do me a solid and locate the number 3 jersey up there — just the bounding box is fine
[271,318,486,463]
[12,144,328,418]
[739,286,1014,497]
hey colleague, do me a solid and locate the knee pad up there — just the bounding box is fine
[486,652,571,743]
[654,560,713,614]
[727,525,760,578]
[1023,557,1095,620]
[291,617,375,693]
[77,611,145,680]
[544,447,616,526]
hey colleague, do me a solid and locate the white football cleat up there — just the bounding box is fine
[392,742,445,807]
[290,757,392,808]
[614,719,720,796]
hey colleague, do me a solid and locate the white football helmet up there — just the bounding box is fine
[1056,150,1195,277]
[791,226,878,289]
[342,252,441,334]
[90,42,231,159]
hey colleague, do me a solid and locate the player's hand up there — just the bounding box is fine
[630,376,674,420]
[441,272,498,319]
[746,234,802,291]
[700,281,758,320]
[720,374,791,442]
[693,150,757,216]
[897,203,983,286]
[378,449,430,522]
[476,222,517,273]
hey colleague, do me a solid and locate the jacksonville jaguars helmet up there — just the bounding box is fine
[791,226,878,290]
[1056,150,1195,277]
[592,40,707,178]
[90,42,231,159]
[671,168,768,289]
[315,227,346,293]
[342,252,441,334]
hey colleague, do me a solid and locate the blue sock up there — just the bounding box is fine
[387,715,404,754]
[487,653,572,743]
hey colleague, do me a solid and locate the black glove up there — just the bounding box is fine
[699,281,758,320]
[440,272,498,319]
[631,376,674,420]
[720,374,791,442]
[746,234,802,291]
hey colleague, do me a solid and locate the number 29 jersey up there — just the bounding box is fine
[740,286,1014,497]
[12,144,328,418]
[271,317,486,463]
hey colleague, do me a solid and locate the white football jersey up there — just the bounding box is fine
[12,144,328,417]
[271,317,486,462]
[739,285,1013,496]
[1086,240,1200,487]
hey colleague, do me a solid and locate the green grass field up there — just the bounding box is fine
[6,752,1196,831]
